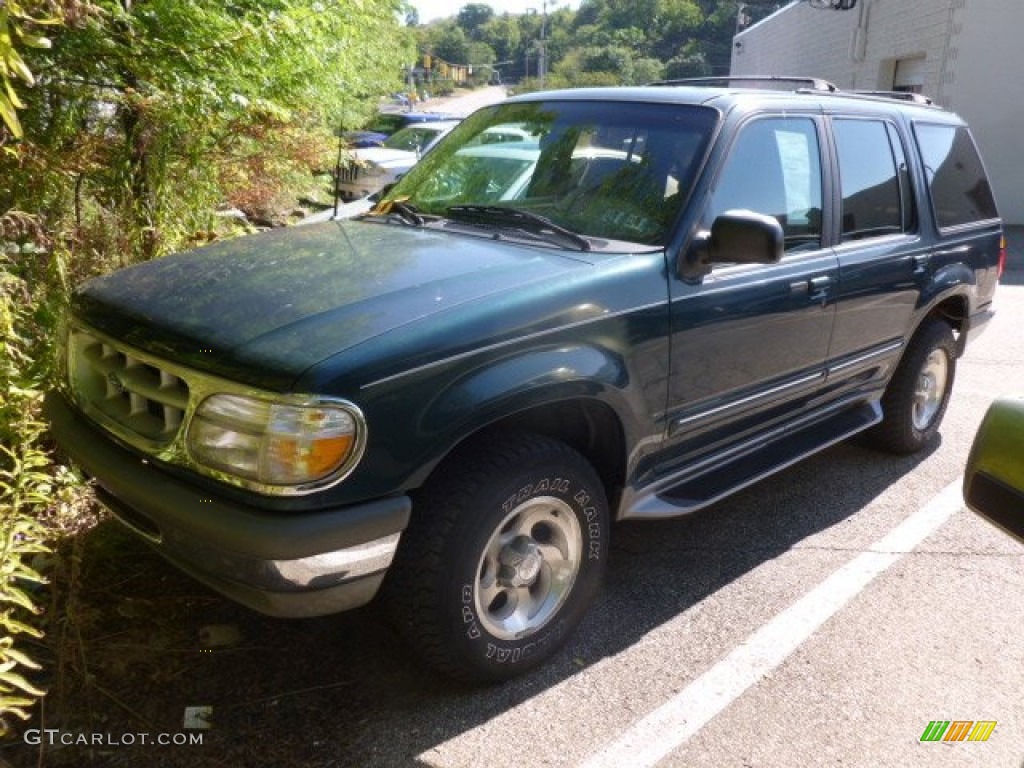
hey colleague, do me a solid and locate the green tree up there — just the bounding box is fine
[479,14,521,63]
[664,41,712,78]
[5,0,413,259]
[431,22,470,67]
[457,3,495,37]
[649,0,704,61]
[632,57,665,84]
[403,2,420,26]
[466,40,496,84]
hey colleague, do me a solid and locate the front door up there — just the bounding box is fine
[662,115,838,477]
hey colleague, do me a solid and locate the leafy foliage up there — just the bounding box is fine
[414,0,786,90]
[0,0,418,737]
[0,1,66,140]
[4,0,414,261]
[0,227,61,733]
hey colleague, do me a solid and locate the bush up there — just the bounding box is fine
[0,234,59,733]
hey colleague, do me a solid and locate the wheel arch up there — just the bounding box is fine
[416,395,629,514]
[920,292,970,356]
[393,338,644,509]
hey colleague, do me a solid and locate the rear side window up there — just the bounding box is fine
[914,123,998,229]
[833,119,910,241]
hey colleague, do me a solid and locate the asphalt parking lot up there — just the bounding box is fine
[384,238,1024,768]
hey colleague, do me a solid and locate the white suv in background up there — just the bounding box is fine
[336,120,461,202]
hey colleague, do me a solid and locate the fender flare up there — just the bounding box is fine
[407,342,638,487]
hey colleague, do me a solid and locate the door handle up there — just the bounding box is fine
[791,276,831,294]
[808,276,832,292]
[789,280,809,294]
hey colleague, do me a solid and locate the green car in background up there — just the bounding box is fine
[965,397,1024,543]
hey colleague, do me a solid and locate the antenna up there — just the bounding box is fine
[334,90,348,220]
[333,130,344,220]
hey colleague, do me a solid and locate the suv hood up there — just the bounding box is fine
[354,147,417,168]
[73,221,590,390]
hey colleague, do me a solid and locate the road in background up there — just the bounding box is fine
[393,85,510,118]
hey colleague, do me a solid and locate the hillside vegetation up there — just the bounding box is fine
[413,0,784,91]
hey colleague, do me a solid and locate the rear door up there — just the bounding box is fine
[824,116,928,395]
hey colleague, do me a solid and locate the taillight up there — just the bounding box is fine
[998,235,1007,280]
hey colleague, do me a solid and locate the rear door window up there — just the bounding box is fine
[833,119,910,241]
[913,123,999,229]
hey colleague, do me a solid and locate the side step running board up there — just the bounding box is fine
[623,402,882,519]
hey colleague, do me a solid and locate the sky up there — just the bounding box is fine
[410,0,583,24]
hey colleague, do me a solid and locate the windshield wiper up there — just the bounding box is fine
[446,205,592,252]
[369,198,425,227]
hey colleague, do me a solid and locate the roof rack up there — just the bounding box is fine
[645,77,941,107]
[849,90,935,105]
[648,75,839,92]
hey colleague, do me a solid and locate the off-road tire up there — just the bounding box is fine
[381,430,610,683]
[871,318,957,454]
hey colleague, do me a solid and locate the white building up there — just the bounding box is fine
[732,0,1024,224]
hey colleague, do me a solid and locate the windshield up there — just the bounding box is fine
[383,125,449,153]
[381,100,718,246]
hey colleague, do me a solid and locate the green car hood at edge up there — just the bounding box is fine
[71,221,594,391]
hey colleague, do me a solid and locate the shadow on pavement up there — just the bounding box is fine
[4,438,937,768]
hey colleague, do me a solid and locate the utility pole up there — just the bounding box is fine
[539,0,547,89]
[735,3,749,35]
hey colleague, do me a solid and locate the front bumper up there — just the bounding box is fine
[336,179,387,203]
[45,391,411,617]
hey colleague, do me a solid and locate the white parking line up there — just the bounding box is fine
[577,479,965,768]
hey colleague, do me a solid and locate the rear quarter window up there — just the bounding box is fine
[913,122,998,230]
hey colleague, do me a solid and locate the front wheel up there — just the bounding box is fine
[382,431,610,683]
[871,318,957,454]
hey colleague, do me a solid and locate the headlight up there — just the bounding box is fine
[186,394,365,493]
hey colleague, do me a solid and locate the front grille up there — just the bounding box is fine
[338,163,360,183]
[69,329,189,447]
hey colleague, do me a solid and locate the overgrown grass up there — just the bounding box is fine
[0,236,71,735]
[0,123,338,744]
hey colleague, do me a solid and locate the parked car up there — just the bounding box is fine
[363,110,459,136]
[337,113,458,152]
[340,129,387,148]
[964,397,1024,543]
[335,120,461,202]
[336,121,539,203]
[47,78,1003,683]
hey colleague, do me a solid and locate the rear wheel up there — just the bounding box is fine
[382,431,609,683]
[871,318,957,454]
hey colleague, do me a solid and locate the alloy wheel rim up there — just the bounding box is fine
[474,496,582,641]
[912,349,949,431]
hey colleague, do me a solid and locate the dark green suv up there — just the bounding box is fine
[46,79,1004,682]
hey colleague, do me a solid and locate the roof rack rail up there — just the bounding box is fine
[849,90,935,105]
[648,75,839,92]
